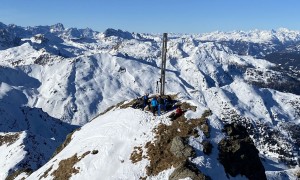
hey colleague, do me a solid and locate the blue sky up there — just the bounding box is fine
[0,0,299,33]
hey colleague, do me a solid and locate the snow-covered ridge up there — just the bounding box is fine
[198,28,300,43]
[25,102,299,180]
[0,22,300,179]
[1,22,300,45]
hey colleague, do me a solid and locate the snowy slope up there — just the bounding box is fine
[0,131,26,179]
[27,108,165,180]
[198,28,300,44]
[25,104,235,180]
[25,106,220,180]
[0,66,78,178]
[26,103,299,180]
[0,22,300,179]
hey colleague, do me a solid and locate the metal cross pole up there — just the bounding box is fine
[160,33,168,96]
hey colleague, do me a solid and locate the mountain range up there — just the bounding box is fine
[0,22,299,179]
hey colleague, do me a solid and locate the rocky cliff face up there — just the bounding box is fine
[218,123,267,180]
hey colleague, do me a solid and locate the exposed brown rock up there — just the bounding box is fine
[179,102,197,112]
[0,133,20,146]
[145,109,212,177]
[170,136,193,158]
[91,150,98,155]
[169,161,210,180]
[5,168,32,180]
[296,170,300,178]
[51,151,90,180]
[218,123,267,180]
[39,165,53,180]
[130,146,143,163]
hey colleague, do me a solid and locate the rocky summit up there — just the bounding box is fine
[0,22,299,179]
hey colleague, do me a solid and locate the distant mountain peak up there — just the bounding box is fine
[0,22,7,29]
[1,22,300,180]
[50,23,65,32]
[104,28,134,39]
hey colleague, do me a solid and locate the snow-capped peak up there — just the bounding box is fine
[1,22,300,179]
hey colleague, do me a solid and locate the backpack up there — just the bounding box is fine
[143,95,148,100]
[158,97,164,104]
[151,99,158,107]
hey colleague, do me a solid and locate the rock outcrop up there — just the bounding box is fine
[170,136,193,159]
[169,161,209,180]
[218,123,267,180]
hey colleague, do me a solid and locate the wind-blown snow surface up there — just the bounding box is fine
[27,108,172,180]
[0,22,300,179]
[25,107,232,180]
[26,105,298,180]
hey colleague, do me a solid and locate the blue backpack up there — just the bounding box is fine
[151,99,158,107]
